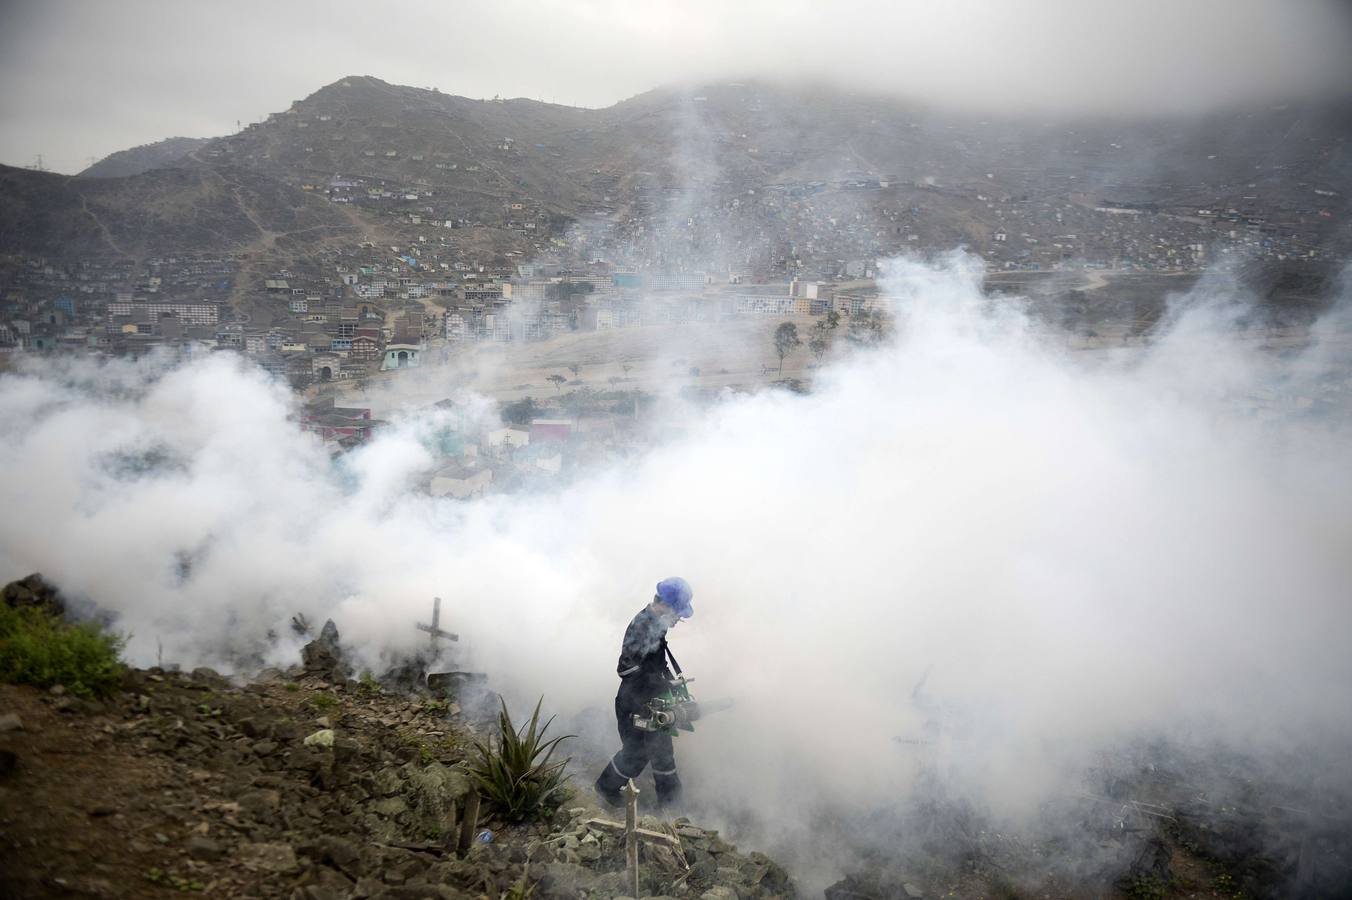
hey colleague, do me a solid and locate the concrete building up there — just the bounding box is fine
[381,343,422,370]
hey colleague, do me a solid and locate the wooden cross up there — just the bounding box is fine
[454,790,481,857]
[416,597,459,650]
[624,780,640,897]
[582,779,688,894]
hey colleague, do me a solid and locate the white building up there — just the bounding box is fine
[484,426,530,449]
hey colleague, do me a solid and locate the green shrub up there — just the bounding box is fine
[305,691,340,712]
[0,603,125,698]
[468,696,573,822]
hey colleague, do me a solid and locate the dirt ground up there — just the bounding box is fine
[0,682,229,898]
[0,676,448,899]
[0,675,538,899]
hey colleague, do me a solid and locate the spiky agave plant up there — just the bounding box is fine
[468,696,574,822]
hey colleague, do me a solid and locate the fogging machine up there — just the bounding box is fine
[631,643,733,736]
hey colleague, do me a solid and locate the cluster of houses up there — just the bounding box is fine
[318,177,551,240]
[0,234,1031,373]
[590,173,1335,281]
[0,255,237,356]
[0,244,853,385]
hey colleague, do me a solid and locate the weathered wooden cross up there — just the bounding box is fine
[416,597,459,651]
[583,779,687,895]
[624,780,640,896]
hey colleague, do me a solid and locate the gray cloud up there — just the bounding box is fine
[2,0,1350,174]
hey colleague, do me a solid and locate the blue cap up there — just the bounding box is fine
[655,577,694,618]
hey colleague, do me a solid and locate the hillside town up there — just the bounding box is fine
[0,247,854,378]
[3,77,1346,404]
[0,173,1337,376]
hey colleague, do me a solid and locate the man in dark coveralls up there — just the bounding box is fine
[593,576,694,808]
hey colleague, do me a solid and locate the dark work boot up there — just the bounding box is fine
[594,776,622,807]
[594,761,626,807]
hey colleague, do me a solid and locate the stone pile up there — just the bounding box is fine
[2,572,66,617]
[538,809,794,899]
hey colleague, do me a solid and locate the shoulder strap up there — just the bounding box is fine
[662,638,683,676]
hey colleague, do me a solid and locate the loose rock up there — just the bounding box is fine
[240,841,301,873]
[239,789,282,818]
[185,836,226,861]
[304,729,335,748]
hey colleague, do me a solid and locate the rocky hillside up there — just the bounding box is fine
[4,563,1349,900]
[0,631,796,900]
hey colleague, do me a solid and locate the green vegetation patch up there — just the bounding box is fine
[0,602,126,698]
[468,696,573,823]
[304,691,341,712]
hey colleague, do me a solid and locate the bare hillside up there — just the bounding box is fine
[79,137,212,179]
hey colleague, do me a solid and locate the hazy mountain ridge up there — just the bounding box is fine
[95,74,1352,218]
[213,75,1352,201]
[0,162,359,258]
[78,136,213,179]
[10,74,1352,262]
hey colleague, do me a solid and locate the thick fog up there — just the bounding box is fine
[4,0,1352,172]
[3,253,1351,884]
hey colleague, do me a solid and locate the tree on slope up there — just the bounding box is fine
[774,322,801,376]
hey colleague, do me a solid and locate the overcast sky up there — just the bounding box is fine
[2,0,1351,175]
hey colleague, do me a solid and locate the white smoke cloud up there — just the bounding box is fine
[3,253,1351,886]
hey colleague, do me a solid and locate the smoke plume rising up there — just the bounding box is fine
[3,253,1351,888]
